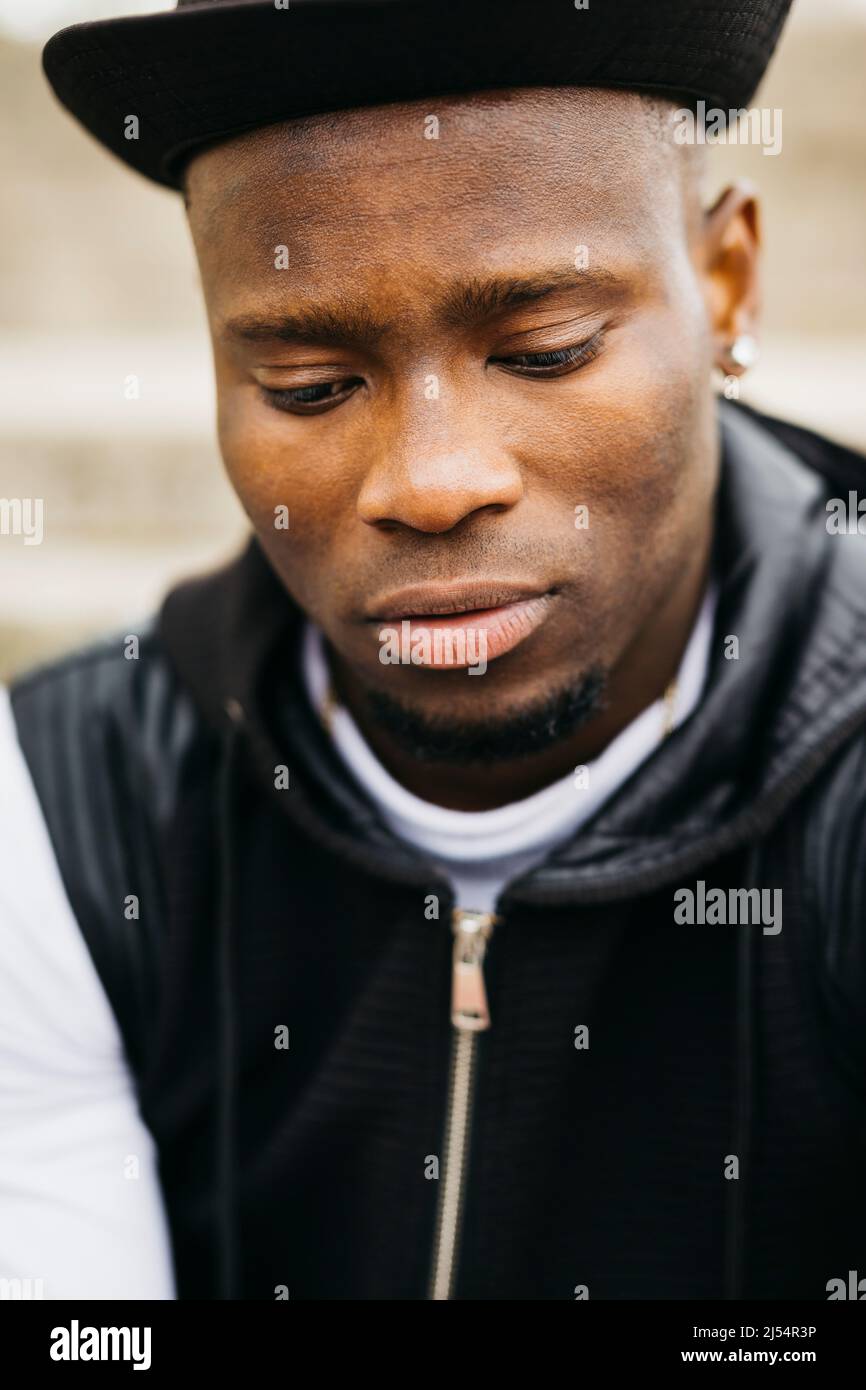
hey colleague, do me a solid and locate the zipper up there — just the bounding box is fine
[427,907,499,1301]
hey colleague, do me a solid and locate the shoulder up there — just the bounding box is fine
[6,621,210,1077]
[802,727,866,946]
[10,619,200,786]
[9,618,210,845]
[797,726,866,1097]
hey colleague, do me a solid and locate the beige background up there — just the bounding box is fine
[1,0,864,680]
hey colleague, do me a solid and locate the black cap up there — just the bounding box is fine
[42,0,795,190]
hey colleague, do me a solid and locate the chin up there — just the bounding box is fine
[362,666,608,765]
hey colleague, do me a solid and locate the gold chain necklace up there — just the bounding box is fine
[661,676,679,740]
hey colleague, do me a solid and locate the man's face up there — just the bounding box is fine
[186,88,727,750]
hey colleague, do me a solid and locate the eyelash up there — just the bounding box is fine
[260,331,604,415]
[492,331,604,377]
[262,379,362,413]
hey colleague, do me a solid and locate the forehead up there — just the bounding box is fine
[185,87,683,301]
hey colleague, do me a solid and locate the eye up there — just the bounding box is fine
[260,377,363,415]
[492,331,604,377]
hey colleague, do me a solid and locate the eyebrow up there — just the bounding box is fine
[220,267,626,349]
[221,303,388,349]
[438,267,624,327]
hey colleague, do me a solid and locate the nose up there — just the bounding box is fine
[356,395,524,534]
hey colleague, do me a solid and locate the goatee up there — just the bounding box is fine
[363,669,608,764]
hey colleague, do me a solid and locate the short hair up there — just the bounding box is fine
[637,89,708,229]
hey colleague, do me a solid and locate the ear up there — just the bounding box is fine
[698,182,761,377]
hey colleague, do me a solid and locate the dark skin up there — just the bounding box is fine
[184,87,759,810]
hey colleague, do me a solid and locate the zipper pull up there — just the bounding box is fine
[451,909,497,1032]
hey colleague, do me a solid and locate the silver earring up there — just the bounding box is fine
[729,334,760,370]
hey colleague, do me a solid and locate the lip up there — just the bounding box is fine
[368,580,553,621]
[368,585,556,669]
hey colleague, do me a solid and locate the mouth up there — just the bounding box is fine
[367,582,556,669]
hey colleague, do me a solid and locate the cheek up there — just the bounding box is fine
[512,304,713,527]
[499,307,715,635]
[216,383,354,552]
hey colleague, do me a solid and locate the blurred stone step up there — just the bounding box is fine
[0,535,247,683]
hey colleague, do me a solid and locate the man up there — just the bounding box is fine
[2,0,864,1301]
